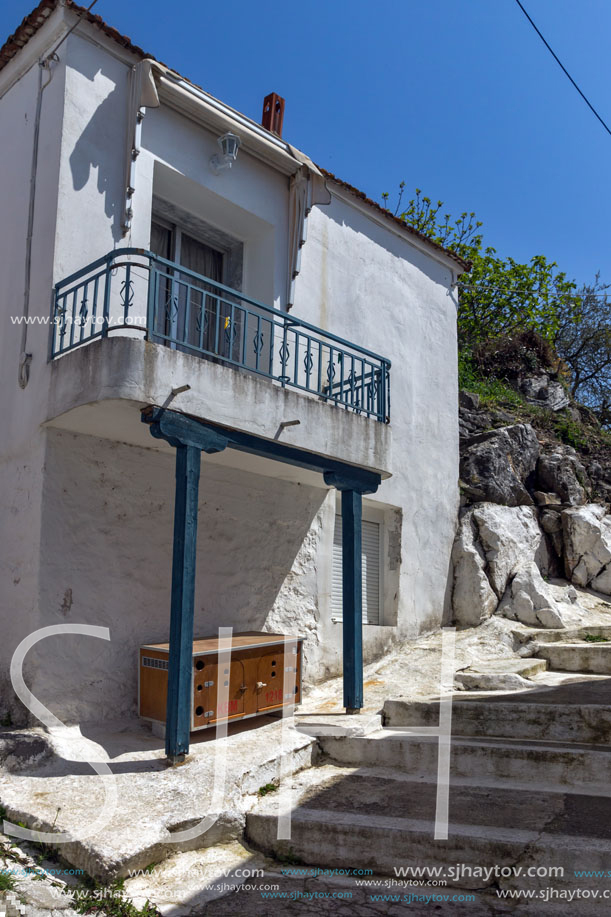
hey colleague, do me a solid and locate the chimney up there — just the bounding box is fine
[261,93,285,137]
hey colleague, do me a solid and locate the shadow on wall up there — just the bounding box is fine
[30,430,325,725]
[68,55,126,243]
[323,194,454,288]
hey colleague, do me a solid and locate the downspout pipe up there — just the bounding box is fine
[19,54,56,389]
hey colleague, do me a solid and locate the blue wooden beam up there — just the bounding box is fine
[142,409,229,763]
[340,488,364,713]
[144,407,229,454]
[142,408,382,494]
[165,443,201,762]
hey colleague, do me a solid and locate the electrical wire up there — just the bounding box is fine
[513,0,611,139]
[44,0,99,62]
[455,279,611,301]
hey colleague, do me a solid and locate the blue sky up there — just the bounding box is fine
[2,0,610,286]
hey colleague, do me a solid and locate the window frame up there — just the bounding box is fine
[331,503,385,626]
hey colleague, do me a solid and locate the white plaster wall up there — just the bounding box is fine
[53,31,289,311]
[0,19,67,724]
[293,194,460,638]
[35,429,329,723]
[33,428,400,723]
[53,31,135,278]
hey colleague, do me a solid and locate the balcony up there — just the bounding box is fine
[51,249,391,423]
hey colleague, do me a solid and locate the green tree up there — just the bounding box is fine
[554,274,611,425]
[381,185,611,427]
[381,186,576,345]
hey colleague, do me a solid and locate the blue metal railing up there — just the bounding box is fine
[51,249,391,422]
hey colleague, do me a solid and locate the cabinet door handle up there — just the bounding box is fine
[256,681,267,689]
[239,684,247,693]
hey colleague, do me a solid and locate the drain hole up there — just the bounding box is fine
[196,684,203,692]
[195,705,204,716]
[195,660,204,670]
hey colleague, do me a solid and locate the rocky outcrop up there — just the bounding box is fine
[536,448,589,506]
[519,374,570,411]
[451,499,611,629]
[454,364,611,628]
[497,562,565,628]
[451,510,498,627]
[451,504,562,628]
[562,504,611,590]
[460,424,540,507]
[471,503,550,596]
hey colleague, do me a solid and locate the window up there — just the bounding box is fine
[332,514,382,625]
[149,199,244,361]
[150,218,233,356]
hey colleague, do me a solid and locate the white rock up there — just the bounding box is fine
[498,562,566,629]
[592,564,611,596]
[454,672,533,691]
[451,509,498,626]
[562,505,611,588]
[472,504,550,597]
[566,585,578,603]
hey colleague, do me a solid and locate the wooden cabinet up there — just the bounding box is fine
[139,631,303,730]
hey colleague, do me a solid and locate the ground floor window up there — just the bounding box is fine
[332,514,382,625]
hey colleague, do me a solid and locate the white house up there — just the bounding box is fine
[0,0,467,759]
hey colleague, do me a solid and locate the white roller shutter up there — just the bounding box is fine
[332,515,381,625]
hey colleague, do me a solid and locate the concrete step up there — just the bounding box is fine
[535,643,611,674]
[384,681,611,743]
[199,868,559,917]
[521,625,611,644]
[530,670,611,687]
[455,657,547,691]
[200,868,578,916]
[318,729,611,790]
[246,765,611,891]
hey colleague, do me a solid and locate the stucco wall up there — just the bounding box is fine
[293,196,460,637]
[32,429,393,724]
[0,16,67,724]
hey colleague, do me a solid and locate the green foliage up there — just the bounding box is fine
[584,634,610,643]
[385,185,576,346]
[257,783,278,797]
[384,184,611,428]
[458,352,525,409]
[0,871,16,892]
[457,248,575,346]
[554,417,588,450]
[72,880,159,917]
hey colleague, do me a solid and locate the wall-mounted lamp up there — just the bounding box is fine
[209,131,241,174]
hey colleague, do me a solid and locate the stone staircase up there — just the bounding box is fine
[528,624,611,676]
[244,634,611,907]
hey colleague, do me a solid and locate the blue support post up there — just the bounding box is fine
[142,408,229,764]
[165,443,201,763]
[342,488,363,713]
[324,470,379,714]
